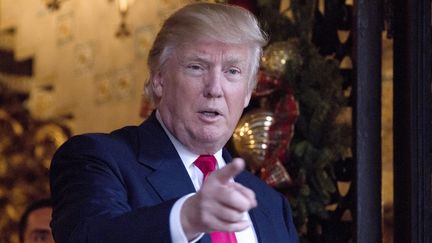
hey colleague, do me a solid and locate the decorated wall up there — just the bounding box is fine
[1,0,190,134]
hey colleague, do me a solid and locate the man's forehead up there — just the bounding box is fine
[176,42,250,62]
[27,207,52,226]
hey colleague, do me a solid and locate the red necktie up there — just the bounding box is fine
[194,155,238,243]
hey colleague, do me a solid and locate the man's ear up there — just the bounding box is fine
[152,72,163,98]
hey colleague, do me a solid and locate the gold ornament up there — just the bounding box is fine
[261,39,303,77]
[233,110,275,172]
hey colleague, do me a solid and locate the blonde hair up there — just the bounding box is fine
[145,2,268,104]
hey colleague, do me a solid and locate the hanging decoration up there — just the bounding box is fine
[43,0,68,11]
[115,0,135,37]
[261,39,303,79]
[260,91,299,187]
[233,109,275,172]
[253,70,281,96]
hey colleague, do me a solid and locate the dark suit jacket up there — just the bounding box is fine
[50,113,299,243]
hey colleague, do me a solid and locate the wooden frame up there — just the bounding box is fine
[393,0,432,242]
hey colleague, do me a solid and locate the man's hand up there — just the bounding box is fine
[180,158,257,240]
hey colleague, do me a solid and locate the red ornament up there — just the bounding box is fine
[260,159,294,188]
[267,90,299,161]
[260,89,300,188]
[253,69,281,97]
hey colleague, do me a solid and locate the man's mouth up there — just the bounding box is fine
[199,110,221,117]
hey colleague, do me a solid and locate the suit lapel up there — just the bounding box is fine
[199,234,212,243]
[136,113,196,201]
[248,204,276,242]
[235,171,278,243]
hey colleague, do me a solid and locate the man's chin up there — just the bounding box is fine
[192,133,229,152]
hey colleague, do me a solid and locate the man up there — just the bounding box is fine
[19,199,54,243]
[50,3,299,243]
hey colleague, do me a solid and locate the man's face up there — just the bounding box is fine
[24,207,54,243]
[154,40,252,154]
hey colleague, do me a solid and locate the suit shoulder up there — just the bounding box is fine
[53,125,140,159]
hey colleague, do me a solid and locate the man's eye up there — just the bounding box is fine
[185,63,206,76]
[187,64,203,71]
[226,68,240,75]
[31,231,50,242]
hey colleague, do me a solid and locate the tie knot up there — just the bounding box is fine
[194,155,217,178]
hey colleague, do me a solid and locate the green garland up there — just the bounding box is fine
[256,0,351,239]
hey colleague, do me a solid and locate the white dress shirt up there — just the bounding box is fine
[155,111,258,243]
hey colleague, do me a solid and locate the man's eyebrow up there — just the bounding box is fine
[182,52,211,62]
[225,57,246,64]
[178,55,212,68]
[184,54,245,62]
[30,229,51,235]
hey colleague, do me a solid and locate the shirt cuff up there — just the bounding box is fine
[170,193,205,243]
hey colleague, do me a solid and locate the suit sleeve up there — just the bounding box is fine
[50,135,175,243]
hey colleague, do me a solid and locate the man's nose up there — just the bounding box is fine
[204,70,223,98]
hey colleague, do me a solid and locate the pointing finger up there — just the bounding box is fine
[212,158,244,184]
